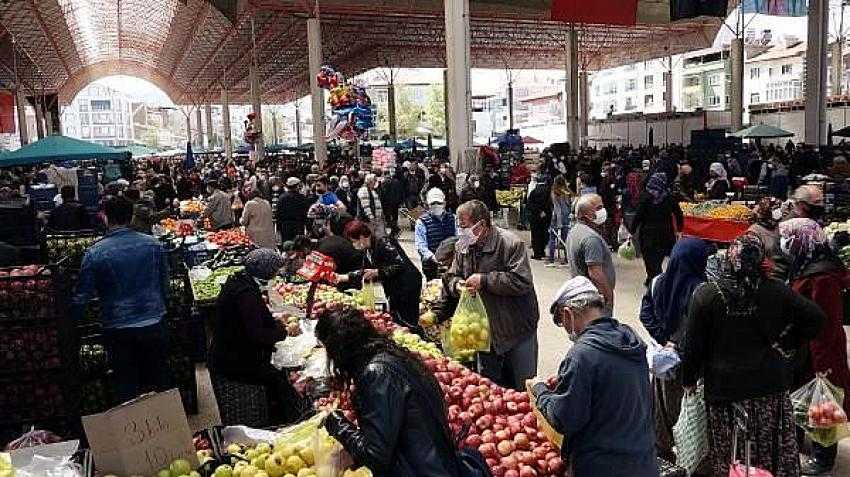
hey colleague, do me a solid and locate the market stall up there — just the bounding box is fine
[680,202,753,243]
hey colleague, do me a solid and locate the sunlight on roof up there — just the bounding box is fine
[93,75,174,106]
[58,0,102,62]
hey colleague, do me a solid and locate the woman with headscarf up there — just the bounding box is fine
[629,172,684,285]
[706,162,730,200]
[209,249,304,426]
[779,218,850,475]
[680,234,826,477]
[639,238,715,462]
[747,197,783,258]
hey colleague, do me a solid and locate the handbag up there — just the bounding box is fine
[673,385,708,475]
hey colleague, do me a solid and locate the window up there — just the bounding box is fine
[644,94,655,106]
[684,76,700,87]
[750,67,760,79]
[91,100,111,111]
[625,97,636,110]
[707,95,722,106]
[80,114,89,125]
[782,64,793,75]
[79,103,89,112]
[626,79,637,92]
[644,75,654,89]
[662,92,667,102]
[768,67,775,77]
[662,74,668,86]
[708,74,721,86]
[81,127,90,138]
[751,93,761,103]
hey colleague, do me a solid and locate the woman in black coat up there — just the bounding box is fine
[630,173,684,286]
[318,307,466,477]
[339,220,423,331]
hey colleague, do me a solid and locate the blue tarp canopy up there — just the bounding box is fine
[0,135,128,167]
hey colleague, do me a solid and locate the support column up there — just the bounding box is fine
[507,80,514,130]
[221,88,232,160]
[271,112,279,146]
[578,71,589,146]
[730,37,744,131]
[445,0,472,171]
[833,41,844,96]
[249,59,265,161]
[805,0,830,145]
[307,17,327,167]
[443,68,450,143]
[387,82,397,144]
[185,110,193,147]
[295,99,303,146]
[14,88,28,146]
[564,27,579,148]
[34,96,45,140]
[205,104,214,148]
[665,56,674,113]
[195,107,204,149]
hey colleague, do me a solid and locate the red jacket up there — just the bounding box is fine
[792,264,850,411]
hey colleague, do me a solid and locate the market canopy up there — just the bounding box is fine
[0,0,722,105]
[112,144,159,158]
[732,124,795,139]
[832,126,850,138]
[0,135,128,167]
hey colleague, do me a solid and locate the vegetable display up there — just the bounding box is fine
[181,200,205,215]
[190,266,244,303]
[207,229,253,248]
[680,202,753,221]
[44,235,100,268]
[161,218,196,237]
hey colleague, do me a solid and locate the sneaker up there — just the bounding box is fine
[545,262,558,268]
[801,458,834,476]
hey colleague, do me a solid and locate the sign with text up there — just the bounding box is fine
[82,389,197,476]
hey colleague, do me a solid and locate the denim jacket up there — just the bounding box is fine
[73,227,169,329]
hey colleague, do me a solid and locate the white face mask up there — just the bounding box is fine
[430,204,445,216]
[474,181,480,188]
[779,236,793,256]
[772,208,783,221]
[456,220,483,253]
[592,208,608,225]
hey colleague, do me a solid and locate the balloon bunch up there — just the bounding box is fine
[317,65,374,142]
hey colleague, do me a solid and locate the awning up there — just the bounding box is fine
[732,124,794,139]
[0,135,128,167]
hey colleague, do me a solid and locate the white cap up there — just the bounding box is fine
[286,177,301,187]
[426,187,446,205]
[550,276,601,314]
[402,161,412,168]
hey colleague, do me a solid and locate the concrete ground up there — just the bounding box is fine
[188,229,850,475]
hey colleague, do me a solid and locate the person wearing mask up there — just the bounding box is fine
[336,176,358,216]
[429,165,459,212]
[441,200,539,390]
[565,194,616,313]
[705,162,730,200]
[357,173,386,240]
[414,188,457,280]
[47,186,91,231]
[459,174,496,210]
[379,169,405,238]
[779,219,850,475]
[790,184,826,222]
[548,175,574,266]
[748,197,783,258]
[240,187,277,249]
[317,213,363,277]
[672,163,695,202]
[680,234,826,477]
[402,161,426,209]
[629,173,684,286]
[202,180,235,230]
[317,308,468,476]
[339,220,422,330]
[276,177,310,242]
[525,175,553,261]
[73,196,173,402]
[315,177,345,211]
[531,276,657,477]
[209,249,304,426]
[638,238,715,462]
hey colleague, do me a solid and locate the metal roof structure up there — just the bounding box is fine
[0,0,723,106]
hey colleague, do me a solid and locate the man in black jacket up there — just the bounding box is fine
[47,186,91,231]
[276,177,310,243]
[379,170,405,237]
[526,177,552,260]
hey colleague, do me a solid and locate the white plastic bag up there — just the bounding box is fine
[271,329,318,370]
[673,385,708,476]
[617,223,631,244]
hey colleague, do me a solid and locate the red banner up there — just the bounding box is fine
[551,0,638,25]
[0,91,14,134]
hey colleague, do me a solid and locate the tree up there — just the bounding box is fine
[140,127,159,149]
[424,84,445,138]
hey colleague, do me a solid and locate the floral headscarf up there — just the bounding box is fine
[711,233,767,317]
[244,248,285,280]
[646,172,669,205]
[753,197,782,229]
[778,218,828,277]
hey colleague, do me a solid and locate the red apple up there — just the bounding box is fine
[497,440,515,456]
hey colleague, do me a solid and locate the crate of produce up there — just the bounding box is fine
[43,231,102,269]
[189,266,243,303]
[0,265,68,322]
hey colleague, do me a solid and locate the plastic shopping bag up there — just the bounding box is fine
[271,331,318,370]
[445,288,490,359]
[617,223,631,244]
[356,281,377,311]
[618,239,637,261]
[790,373,850,447]
[673,385,708,476]
[312,426,354,477]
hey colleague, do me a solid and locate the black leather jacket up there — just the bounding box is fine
[325,352,463,477]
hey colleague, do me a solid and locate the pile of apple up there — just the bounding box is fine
[808,400,848,428]
[199,441,317,477]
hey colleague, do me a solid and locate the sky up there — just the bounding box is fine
[95,75,174,106]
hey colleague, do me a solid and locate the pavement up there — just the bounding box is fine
[187,229,850,476]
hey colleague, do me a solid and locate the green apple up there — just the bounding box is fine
[255,442,272,454]
[189,472,202,477]
[240,465,260,477]
[264,453,286,477]
[227,443,242,455]
[158,469,172,477]
[253,453,271,469]
[284,456,304,475]
[214,464,234,477]
[170,459,193,477]
[245,448,259,460]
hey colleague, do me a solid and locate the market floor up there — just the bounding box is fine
[187,229,850,475]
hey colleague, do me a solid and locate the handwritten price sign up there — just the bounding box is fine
[83,389,197,476]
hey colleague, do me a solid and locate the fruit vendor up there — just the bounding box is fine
[441,199,539,391]
[317,308,471,477]
[529,276,657,477]
[72,195,173,403]
[414,188,457,280]
[209,248,305,426]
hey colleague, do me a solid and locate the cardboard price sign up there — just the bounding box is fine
[82,389,198,476]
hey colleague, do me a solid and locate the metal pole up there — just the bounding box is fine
[205,103,214,148]
[195,107,204,149]
[388,81,398,144]
[508,80,514,130]
[665,56,674,113]
[221,88,232,160]
[805,0,830,145]
[307,16,327,167]
[836,1,846,96]
[185,109,192,146]
[34,96,45,140]
[272,111,279,146]
[445,0,472,170]
[249,61,265,161]
[14,88,28,145]
[565,26,579,148]
[295,99,303,146]
[579,71,589,146]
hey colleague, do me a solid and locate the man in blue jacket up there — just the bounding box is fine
[73,195,172,402]
[529,276,658,477]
